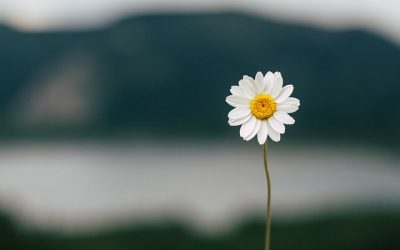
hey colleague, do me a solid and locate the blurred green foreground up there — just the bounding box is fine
[1,211,399,250]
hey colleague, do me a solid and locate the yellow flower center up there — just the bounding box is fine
[250,94,277,120]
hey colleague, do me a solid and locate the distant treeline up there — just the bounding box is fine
[0,210,399,250]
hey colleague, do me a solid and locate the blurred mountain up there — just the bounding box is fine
[0,12,399,144]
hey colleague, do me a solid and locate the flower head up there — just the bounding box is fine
[226,71,300,144]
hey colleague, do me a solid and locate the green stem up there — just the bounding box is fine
[263,142,271,250]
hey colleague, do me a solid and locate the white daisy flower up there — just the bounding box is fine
[226,71,300,144]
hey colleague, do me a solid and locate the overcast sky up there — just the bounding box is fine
[0,0,399,44]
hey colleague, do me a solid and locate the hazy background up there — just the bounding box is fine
[0,1,399,249]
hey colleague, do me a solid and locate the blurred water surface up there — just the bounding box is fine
[0,142,398,233]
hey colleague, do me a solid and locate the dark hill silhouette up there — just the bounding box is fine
[0,12,399,145]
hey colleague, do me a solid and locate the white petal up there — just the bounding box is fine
[257,121,268,145]
[226,95,250,107]
[229,114,251,126]
[240,116,256,139]
[275,85,294,104]
[282,97,300,106]
[273,111,295,125]
[239,79,256,99]
[228,107,251,120]
[277,103,299,113]
[263,71,274,93]
[268,116,285,134]
[230,86,243,96]
[270,72,283,98]
[266,122,280,142]
[254,72,264,93]
[243,75,259,95]
[274,72,283,82]
[244,119,261,141]
[286,97,300,105]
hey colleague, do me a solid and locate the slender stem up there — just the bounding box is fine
[263,142,271,250]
